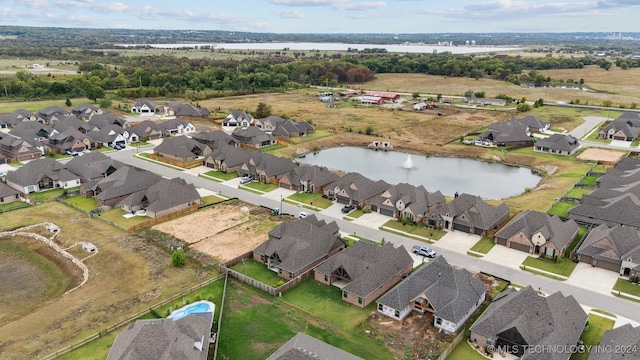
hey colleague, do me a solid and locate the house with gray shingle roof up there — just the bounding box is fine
[377,256,485,333]
[369,183,445,222]
[202,144,253,173]
[131,98,156,114]
[253,215,346,279]
[5,158,80,193]
[0,135,42,162]
[576,223,640,274]
[222,110,253,127]
[231,126,276,148]
[267,332,363,360]
[162,102,210,118]
[46,128,92,153]
[588,323,640,360]
[85,166,161,207]
[495,210,579,257]
[65,152,123,182]
[0,182,21,205]
[534,134,580,156]
[428,193,510,237]
[271,119,315,138]
[107,310,213,360]
[479,120,533,147]
[71,104,102,120]
[324,172,390,207]
[87,125,128,148]
[597,166,640,189]
[598,112,640,141]
[87,113,129,130]
[0,109,35,128]
[278,165,339,193]
[192,130,239,149]
[157,118,196,136]
[51,116,95,134]
[314,240,413,308]
[153,136,211,164]
[121,178,201,218]
[255,115,287,131]
[238,152,296,184]
[129,120,163,141]
[470,286,587,360]
[568,192,640,228]
[37,106,71,124]
[512,115,550,133]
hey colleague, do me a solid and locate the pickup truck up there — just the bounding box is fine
[412,245,436,258]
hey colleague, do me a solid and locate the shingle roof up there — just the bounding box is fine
[315,240,412,298]
[0,182,20,198]
[439,193,510,231]
[470,286,587,360]
[133,98,157,110]
[93,166,161,201]
[6,158,78,186]
[154,136,207,158]
[370,183,445,218]
[513,115,550,130]
[231,126,276,145]
[191,130,238,148]
[534,134,580,152]
[87,113,128,129]
[577,223,640,263]
[266,332,363,360]
[166,102,210,117]
[122,178,201,215]
[495,210,579,251]
[377,256,485,324]
[282,165,340,190]
[64,152,123,181]
[480,121,532,144]
[326,172,390,203]
[569,193,640,227]
[588,323,640,360]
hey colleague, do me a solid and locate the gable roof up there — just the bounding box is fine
[569,192,640,228]
[166,102,210,117]
[495,210,579,251]
[327,172,390,203]
[534,134,580,152]
[282,165,340,189]
[266,332,363,360]
[133,98,157,109]
[87,113,128,129]
[6,158,78,186]
[0,182,20,198]
[440,193,510,231]
[480,121,532,144]
[589,323,640,360]
[231,126,276,145]
[93,166,161,201]
[470,286,587,360]
[191,130,239,149]
[64,151,123,181]
[153,136,207,158]
[370,182,445,218]
[577,223,640,262]
[513,115,550,130]
[122,178,201,214]
[129,121,164,137]
[378,256,485,324]
[314,240,412,298]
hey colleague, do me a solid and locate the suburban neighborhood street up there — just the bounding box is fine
[107,145,640,325]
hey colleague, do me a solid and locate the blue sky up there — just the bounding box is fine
[2,0,639,33]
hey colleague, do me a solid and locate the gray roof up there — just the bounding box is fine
[598,167,640,189]
[8,121,54,146]
[480,121,532,144]
[577,223,640,263]
[37,106,70,120]
[513,115,550,130]
[166,102,210,117]
[315,240,413,298]
[93,166,161,202]
[377,256,485,324]
[51,116,95,133]
[122,178,201,214]
[437,193,510,231]
[613,158,640,171]
[106,312,212,360]
[87,113,128,129]
[191,130,238,148]
[242,152,296,178]
[48,128,91,151]
[370,182,445,218]
[129,121,164,137]
[271,119,314,137]
[231,126,275,145]
[569,193,640,228]
[589,323,640,360]
[206,144,254,168]
[157,118,193,132]
[326,172,390,203]
[470,286,587,360]
[64,152,123,181]
[6,158,78,187]
[282,165,339,190]
[87,124,126,143]
[133,98,157,110]
[254,215,344,273]
[495,210,579,251]
[267,332,363,360]
[534,134,580,152]
[227,110,253,122]
[154,136,208,158]
[0,182,20,198]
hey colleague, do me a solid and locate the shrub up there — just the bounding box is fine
[172,248,186,267]
[362,205,371,213]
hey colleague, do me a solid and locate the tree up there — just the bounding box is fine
[86,86,105,103]
[473,91,486,98]
[98,98,112,109]
[65,98,72,107]
[255,102,272,118]
[411,91,420,100]
[517,103,532,112]
[602,100,613,107]
[172,248,186,267]
[463,90,474,98]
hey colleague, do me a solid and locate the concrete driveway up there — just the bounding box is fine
[352,212,392,229]
[482,245,530,270]
[566,263,620,296]
[436,231,481,254]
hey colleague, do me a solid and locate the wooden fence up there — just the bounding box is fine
[437,330,465,360]
[127,204,199,232]
[149,153,202,168]
[40,274,224,360]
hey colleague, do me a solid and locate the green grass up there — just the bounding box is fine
[381,220,447,241]
[30,187,79,203]
[55,331,119,360]
[231,258,284,287]
[590,309,616,318]
[287,129,333,144]
[242,182,279,193]
[579,176,599,186]
[346,209,365,218]
[547,201,577,217]
[558,173,586,178]
[280,278,375,330]
[0,201,30,213]
[201,170,238,181]
[98,207,150,228]
[570,314,615,360]
[520,266,568,281]
[583,122,610,143]
[63,195,98,211]
[612,278,640,297]
[133,153,185,171]
[470,237,495,254]
[565,226,588,258]
[286,192,333,209]
[128,141,152,147]
[446,339,486,360]
[565,187,593,199]
[259,143,286,153]
[200,195,226,206]
[522,256,577,278]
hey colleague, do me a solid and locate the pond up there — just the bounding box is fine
[296,147,541,199]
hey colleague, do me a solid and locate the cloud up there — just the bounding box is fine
[338,2,386,10]
[9,0,49,8]
[270,0,386,11]
[274,9,305,18]
[54,0,128,12]
[597,0,639,7]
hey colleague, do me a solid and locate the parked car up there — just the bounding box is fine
[82,148,91,154]
[239,176,253,184]
[0,172,6,180]
[412,245,436,258]
[65,150,78,156]
[341,204,355,213]
[110,144,123,150]
[299,211,310,219]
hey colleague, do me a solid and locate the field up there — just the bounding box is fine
[0,202,216,360]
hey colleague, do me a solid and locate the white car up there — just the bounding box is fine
[239,176,253,184]
[299,211,310,219]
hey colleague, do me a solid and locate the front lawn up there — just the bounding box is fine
[231,258,284,287]
[242,182,279,193]
[346,208,365,219]
[570,314,615,360]
[612,278,640,297]
[200,195,226,206]
[522,256,577,278]
[469,237,495,254]
[547,201,577,217]
[129,141,152,147]
[287,192,333,209]
[63,195,98,211]
[382,220,447,241]
[201,170,238,181]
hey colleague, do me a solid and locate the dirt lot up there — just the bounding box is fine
[577,148,626,164]
[152,202,282,261]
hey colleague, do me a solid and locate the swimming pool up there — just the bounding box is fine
[168,300,215,321]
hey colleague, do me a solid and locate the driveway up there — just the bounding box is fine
[566,262,620,297]
[352,212,392,229]
[482,245,530,270]
[436,231,481,254]
[570,116,608,139]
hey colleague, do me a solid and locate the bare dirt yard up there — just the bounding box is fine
[577,148,626,164]
[152,201,282,261]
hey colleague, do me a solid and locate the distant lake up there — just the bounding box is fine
[117,42,517,54]
[296,147,541,199]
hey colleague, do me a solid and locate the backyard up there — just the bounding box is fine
[569,314,615,360]
[231,258,284,287]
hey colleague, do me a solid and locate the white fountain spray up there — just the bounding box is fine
[402,155,414,169]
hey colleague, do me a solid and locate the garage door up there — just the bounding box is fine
[279,182,292,189]
[336,196,350,204]
[509,242,531,253]
[474,227,484,235]
[380,208,394,217]
[453,223,470,233]
[496,237,507,246]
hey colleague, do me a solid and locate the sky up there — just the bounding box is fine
[2,0,640,34]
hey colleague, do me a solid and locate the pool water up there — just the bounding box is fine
[168,300,215,321]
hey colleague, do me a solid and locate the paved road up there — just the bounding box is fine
[107,147,640,323]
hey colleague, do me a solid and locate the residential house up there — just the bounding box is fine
[469,286,587,360]
[377,256,486,333]
[479,120,533,147]
[153,136,212,163]
[46,128,92,153]
[0,182,21,205]
[162,102,210,118]
[278,165,339,193]
[598,112,640,141]
[121,178,201,218]
[271,119,315,138]
[8,121,55,156]
[568,192,640,228]
[253,215,345,280]
[0,109,35,128]
[369,183,445,222]
[87,113,129,129]
[51,116,95,134]
[576,223,640,275]
[157,118,196,136]
[37,106,71,124]
[314,240,413,307]
[71,104,102,120]
[191,130,239,149]
[222,110,253,127]
[84,166,161,206]
[428,193,510,237]
[267,333,363,360]
[87,125,128,148]
[130,98,156,114]
[534,134,580,156]
[5,158,80,193]
[202,144,254,173]
[64,152,122,182]
[0,135,43,162]
[106,305,213,360]
[513,115,550,133]
[231,126,277,148]
[238,152,296,184]
[129,120,164,141]
[588,324,640,360]
[358,96,384,105]
[255,116,287,131]
[324,172,390,207]
[495,210,579,257]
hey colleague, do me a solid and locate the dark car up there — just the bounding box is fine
[341,204,355,213]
